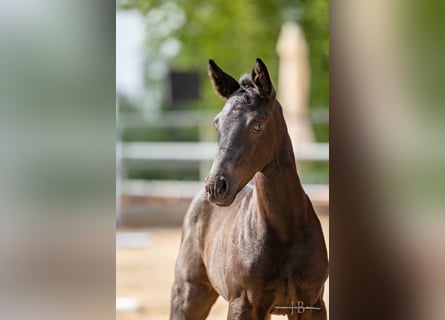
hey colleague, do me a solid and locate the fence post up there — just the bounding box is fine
[276,21,315,147]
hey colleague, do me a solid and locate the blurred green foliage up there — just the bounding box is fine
[399,0,445,115]
[175,0,329,111]
[117,0,329,182]
[118,0,328,110]
[121,127,200,142]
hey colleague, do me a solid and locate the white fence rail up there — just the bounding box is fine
[122,142,329,163]
[117,109,329,224]
[121,179,329,204]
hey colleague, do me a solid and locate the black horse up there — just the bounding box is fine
[170,59,328,320]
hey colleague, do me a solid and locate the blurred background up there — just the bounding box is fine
[1,0,443,319]
[115,0,329,319]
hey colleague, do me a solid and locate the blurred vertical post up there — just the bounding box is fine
[276,21,314,147]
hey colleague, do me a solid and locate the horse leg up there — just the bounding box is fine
[170,197,219,320]
[310,298,326,320]
[170,278,218,320]
[227,292,272,320]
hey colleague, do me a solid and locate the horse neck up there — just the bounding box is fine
[254,108,309,243]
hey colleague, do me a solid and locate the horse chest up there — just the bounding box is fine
[204,219,304,300]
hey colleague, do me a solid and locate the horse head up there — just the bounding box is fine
[205,58,281,206]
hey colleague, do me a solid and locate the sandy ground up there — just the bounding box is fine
[116,214,329,319]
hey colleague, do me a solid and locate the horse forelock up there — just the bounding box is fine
[239,74,255,91]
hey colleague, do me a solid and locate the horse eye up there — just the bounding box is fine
[252,122,263,134]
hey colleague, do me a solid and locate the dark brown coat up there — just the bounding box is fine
[170,59,328,320]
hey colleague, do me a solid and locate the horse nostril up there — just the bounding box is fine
[217,176,228,195]
[205,174,229,203]
[219,176,227,193]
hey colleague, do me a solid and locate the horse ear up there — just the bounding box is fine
[251,58,275,99]
[208,59,240,99]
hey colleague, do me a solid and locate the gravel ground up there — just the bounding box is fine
[116,214,329,319]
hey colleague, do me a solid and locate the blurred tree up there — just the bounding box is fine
[117,0,328,111]
[117,0,328,181]
[174,0,328,112]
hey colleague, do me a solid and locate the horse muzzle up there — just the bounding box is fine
[205,174,233,206]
